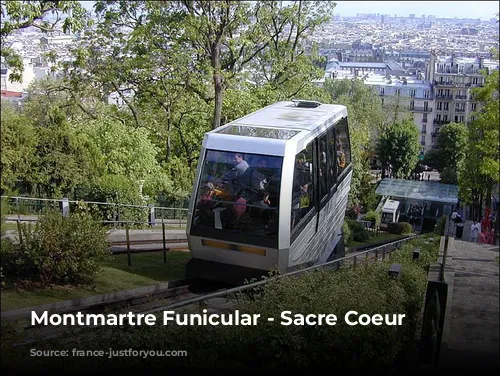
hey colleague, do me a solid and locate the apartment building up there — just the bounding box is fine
[319,51,498,157]
[429,52,498,147]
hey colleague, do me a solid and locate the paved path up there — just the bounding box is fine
[438,238,499,372]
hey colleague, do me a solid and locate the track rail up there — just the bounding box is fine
[4,235,420,346]
[108,238,189,253]
[109,238,187,246]
[5,278,230,347]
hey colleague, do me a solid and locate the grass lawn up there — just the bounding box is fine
[346,233,411,250]
[1,251,192,312]
[1,222,20,232]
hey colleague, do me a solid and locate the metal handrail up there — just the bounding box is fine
[141,235,419,313]
[1,195,188,212]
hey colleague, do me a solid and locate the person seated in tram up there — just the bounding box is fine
[221,153,250,183]
[195,182,216,225]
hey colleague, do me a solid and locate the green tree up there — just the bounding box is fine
[25,106,98,197]
[1,0,90,82]
[459,67,499,222]
[376,119,420,179]
[433,122,468,184]
[77,117,173,198]
[0,101,37,193]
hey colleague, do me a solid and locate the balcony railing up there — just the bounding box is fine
[409,106,433,112]
[435,94,453,99]
[455,94,468,99]
[436,68,459,74]
[434,120,451,125]
[454,108,466,113]
[434,81,474,87]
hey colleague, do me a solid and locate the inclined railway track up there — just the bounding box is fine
[3,235,421,347]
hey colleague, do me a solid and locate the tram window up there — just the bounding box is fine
[318,134,328,200]
[326,128,337,191]
[192,150,282,241]
[335,120,351,177]
[291,143,314,232]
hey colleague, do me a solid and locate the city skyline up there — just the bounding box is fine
[77,1,500,21]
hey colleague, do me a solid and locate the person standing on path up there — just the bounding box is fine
[470,220,481,243]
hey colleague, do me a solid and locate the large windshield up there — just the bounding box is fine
[191,150,283,248]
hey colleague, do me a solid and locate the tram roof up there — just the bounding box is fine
[212,100,346,138]
[376,178,458,204]
[201,101,347,156]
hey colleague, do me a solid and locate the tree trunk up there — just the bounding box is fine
[485,182,492,209]
[166,106,171,163]
[211,41,223,130]
[213,73,223,130]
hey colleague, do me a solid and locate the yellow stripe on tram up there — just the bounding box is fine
[201,239,266,256]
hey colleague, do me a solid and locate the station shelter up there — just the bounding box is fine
[375,178,459,231]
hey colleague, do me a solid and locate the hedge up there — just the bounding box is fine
[1,235,439,371]
[1,206,111,286]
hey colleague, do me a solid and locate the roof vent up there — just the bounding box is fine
[292,99,322,108]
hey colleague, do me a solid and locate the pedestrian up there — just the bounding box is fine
[456,219,464,239]
[488,228,495,245]
[470,220,481,243]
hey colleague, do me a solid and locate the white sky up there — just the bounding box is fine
[78,1,499,20]
[333,1,499,20]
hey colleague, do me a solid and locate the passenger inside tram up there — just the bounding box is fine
[193,150,281,236]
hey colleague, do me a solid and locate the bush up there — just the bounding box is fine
[0,206,111,286]
[342,220,352,244]
[387,222,401,234]
[400,222,413,234]
[353,229,370,242]
[2,236,440,371]
[79,174,149,227]
[387,222,413,235]
[364,210,381,227]
[347,219,365,233]
[434,215,447,236]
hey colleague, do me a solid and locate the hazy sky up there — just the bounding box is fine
[333,1,499,19]
[78,1,499,20]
